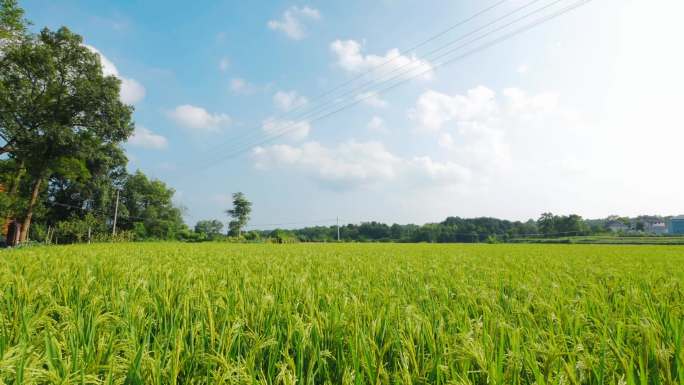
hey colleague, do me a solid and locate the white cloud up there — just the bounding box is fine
[219,57,230,71]
[253,141,400,188]
[267,6,321,40]
[85,45,146,104]
[447,122,510,172]
[409,156,472,185]
[273,90,308,112]
[367,116,387,133]
[330,39,434,80]
[168,105,231,132]
[252,140,473,190]
[357,91,388,108]
[409,86,497,131]
[119,78,146,105]
[262,118,310,141]
[408,86,575,175]
[253,85,589,200]
[516,64,529,74]
[128,126,168,149]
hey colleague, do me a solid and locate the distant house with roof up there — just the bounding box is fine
[650,222,668,235]
[635,215,669,234]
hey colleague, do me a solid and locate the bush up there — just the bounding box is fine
[268,229,299,244]
[53,214,102,244]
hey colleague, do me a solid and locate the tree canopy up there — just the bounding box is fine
[0,24,134,242]
[226,192,251,237]
[0,2,187,245]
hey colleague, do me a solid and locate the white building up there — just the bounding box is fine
[650,222,668,235]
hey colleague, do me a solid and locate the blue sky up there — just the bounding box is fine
[21,0,684,227]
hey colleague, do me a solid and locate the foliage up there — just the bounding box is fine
[194,219,224,240]
[272,216,542,243]
[0,243,682,384]
[53,213,100,243]
[225,192,251,236]
[0,0,27,42]
[0,20,134,241]
[243,230,261,241]
[91,230,135,243]
[116,171,186,240]
[267,229,299,243]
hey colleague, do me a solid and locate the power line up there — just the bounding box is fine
[245,218,338,229]
[196,0,551,166]
[198,0,594,167]
[215,0,555,157]
[195,0,512,161]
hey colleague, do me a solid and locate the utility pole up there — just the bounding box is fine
[337,216,340,242]
[87,226,92,244]
[112,189,120,236]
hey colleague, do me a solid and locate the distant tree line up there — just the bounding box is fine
[189,209,682,245]
[246,213,593,243]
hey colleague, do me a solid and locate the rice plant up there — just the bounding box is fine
[0,243,682,384]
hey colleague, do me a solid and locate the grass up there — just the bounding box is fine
[0,242,683,384]
[510,236,684,245]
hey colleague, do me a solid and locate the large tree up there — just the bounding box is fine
[0,26,134,241]
[226,192,251,237]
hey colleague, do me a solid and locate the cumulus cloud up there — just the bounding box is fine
[408,86,580,175]
[267,6,321,40]
[128,126,168,149]
[409,86,497,131]
[261,118,311,141]
[330,39,434,80]
[357,91,388,108]
[273,90,308,112]
[168,105,231,132]
[253,86,581,193]
[85,45,146,104]
[252,140,472,189]
[253,141,400,188]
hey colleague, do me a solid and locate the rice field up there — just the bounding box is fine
[0,243,683,385]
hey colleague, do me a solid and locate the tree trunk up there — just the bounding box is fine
[8,160,24,196]
[3,160,24,235]
[19,177,42,243]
